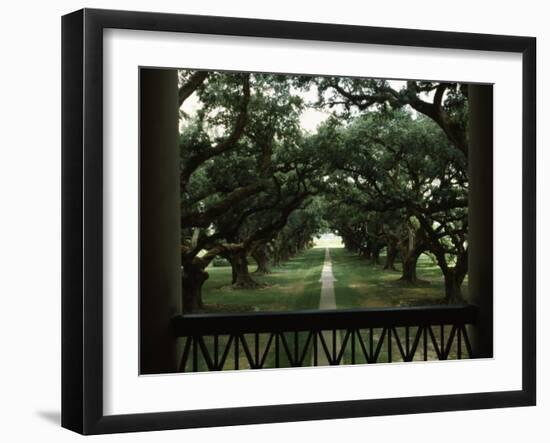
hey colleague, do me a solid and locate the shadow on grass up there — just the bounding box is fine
[329,248,464,309]
[201,248,324,313]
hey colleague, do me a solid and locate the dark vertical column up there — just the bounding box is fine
[468,84,494,358]
[140,68,182,374]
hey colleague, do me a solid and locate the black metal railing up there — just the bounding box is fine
[172,305,478,372]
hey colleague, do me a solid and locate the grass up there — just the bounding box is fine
[190,249,325,371]
[184,246,470,371]
[329,247,470,362]
[330,247,470,309]
[202,247,324,312]
[202,246,468,311]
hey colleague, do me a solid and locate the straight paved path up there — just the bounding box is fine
[315,248,343,366]
[319,248,337,308]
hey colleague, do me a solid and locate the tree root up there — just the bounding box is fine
[232,277,266,289]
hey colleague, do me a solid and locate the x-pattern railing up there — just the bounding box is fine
[172,305,477,372]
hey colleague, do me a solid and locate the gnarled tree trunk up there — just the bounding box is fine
[271,252,281,268]
[399,224,426,284]
[370,243,383,265]
[182,262,208,313]
[383,242,398,271]
[229,256,238,284]
[360,242,372,260]
[279,247,291,264]
[252,247,271,275]
[231,249,262,289]
[443,269,465,304]
[400,250,421,283]
[443,251,468,304]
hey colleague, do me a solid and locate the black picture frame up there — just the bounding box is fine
[62,8,536,435]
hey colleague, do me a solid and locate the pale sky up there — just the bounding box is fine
[298,80,411,131]
[179,78,411,134]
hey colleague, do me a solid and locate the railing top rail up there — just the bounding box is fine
[172,304,478,336]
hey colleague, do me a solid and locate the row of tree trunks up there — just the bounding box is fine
[349,220,467,301]
[353,242,466,302]
[354,242,421,283]
[181,240,311,312]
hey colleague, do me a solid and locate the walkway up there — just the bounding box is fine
[315,248,343,365]
[319,248,337,308]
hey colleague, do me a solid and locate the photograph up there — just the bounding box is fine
[140,68,492,373]
[0,0,543,437]
[56,5,537,436]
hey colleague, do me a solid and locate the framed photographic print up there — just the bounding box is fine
[61,8,536,435]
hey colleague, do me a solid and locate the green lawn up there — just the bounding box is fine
[330,247,469,309]
[185,248,325,371]
[202,246,468,312]
[202,247,324,312]
[186,246,469,370]
[329,247,469,362]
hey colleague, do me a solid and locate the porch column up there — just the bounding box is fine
[468,84,494,358]
[140,68,182,374]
